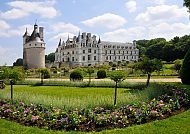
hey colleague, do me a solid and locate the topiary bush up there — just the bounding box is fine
[180,48,190,84]
[97,70,107,79]
[70,70,83,81]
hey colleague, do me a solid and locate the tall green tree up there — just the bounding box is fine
[109,71,126,106]
[180,48,190,85]
[135,57,163,86]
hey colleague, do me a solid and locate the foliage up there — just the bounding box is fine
[184,0,190,12]
[0,84,189,131]
[0,66,25,84]
[38,68,51,79]
[173,59,183,73]
[109,71,126,106]
[180,48,190,84]
[85,66,94,85]
[97,70,107,79]
[45,53,55,63]
[13,58,23,66]
[70,70,83,81]
[134,57,163,86]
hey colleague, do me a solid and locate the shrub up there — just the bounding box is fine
[180,48,190,84]
[70,70,83,81]
[97,70,107,79]
[40,68,51,79]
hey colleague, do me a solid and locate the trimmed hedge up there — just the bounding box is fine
[180,48,190,84]
[70,70,83,81]
[97,70,107,79]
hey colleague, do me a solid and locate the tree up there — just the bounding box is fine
[85,66,94,85]
[38,68,51,84]
[97,70,107,79]
[173,59,183,73]
[184,0,190,12]
[109,71,126,107]
[0,66,25,102]
[13,58,23,66]
[135,57,163,86]
[180,48,190,84]
[45,53,55,63]
[70,70,83,81]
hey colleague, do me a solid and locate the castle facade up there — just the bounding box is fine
[55,32,139,67]
[23,23,45,69]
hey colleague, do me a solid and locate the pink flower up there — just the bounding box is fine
[4,109,12,113]
[31,115,39,121]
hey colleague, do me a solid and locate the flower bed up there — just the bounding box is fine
[0,85,189,132]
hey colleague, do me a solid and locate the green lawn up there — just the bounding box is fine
[0,85,149,110]
[0,108,190,134]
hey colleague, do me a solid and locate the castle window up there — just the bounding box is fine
[106,56,108,60]
[127,51,128,54]
[35,44,37,46]
[110,56,111,60]
[72,51,74,54]
[29,44,31,46]
[124,56,125,59]
[62,58,64,62]
[62,52,64,56]
[41,44,43,46]
[88,55,91,60]
[119,51,120,54]
[72,57,74,61]
[123,51,124,55]
[94,50,96,54]
[110,50,111,54]
[67,52,70,54]
[119,56,120,60]
[105,50,107,54]
[83,56,85,61]
[125,46,128,49]
[88,49,91,53]
[83,50,85,54]
[94,56,96,61]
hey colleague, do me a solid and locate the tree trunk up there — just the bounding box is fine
[41,73,44,84]
[10,81,13,104]
[89,74,91,86]
[146,73,151,86]
[114,82,118,107]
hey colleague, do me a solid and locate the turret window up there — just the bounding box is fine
[83,50,85,54]
[94,50,96,54]
[83,56,85,61]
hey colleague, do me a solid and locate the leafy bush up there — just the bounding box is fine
[180,48,190,84]
[39,68,51,79]
[70,70,83,81]
[97,70,107,79]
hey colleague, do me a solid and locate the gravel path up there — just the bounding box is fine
[26,78,181,83]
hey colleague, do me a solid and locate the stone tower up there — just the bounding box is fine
[23,23,45,69]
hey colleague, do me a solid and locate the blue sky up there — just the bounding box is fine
[0,0,189,65]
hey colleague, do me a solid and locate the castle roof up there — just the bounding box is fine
[24,23,44,43]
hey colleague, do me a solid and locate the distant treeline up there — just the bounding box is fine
[137,35,190,62]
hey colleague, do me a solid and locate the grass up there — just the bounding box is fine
[0,108,190,134]
[0,85,150,110]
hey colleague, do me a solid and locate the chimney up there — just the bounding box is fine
[39,27,44,40]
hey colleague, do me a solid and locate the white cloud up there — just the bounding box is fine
[135,5,188,25]
[102,26,146,42]
[148,22,190,39]
[125,0,137,13]
[82,13,127,29]
[0,20,10,29]
[0,8,28,19]
[49,32,75,41]
[0,23,33,37]
[51,22,80,33]
[146,0,165,5]
[1,0,58,19]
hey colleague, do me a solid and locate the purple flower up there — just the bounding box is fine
[20,102,25,106]
[61,117,69,123]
